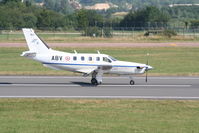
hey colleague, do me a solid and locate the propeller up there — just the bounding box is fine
[145,53,149,82]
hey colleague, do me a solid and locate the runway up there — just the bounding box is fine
[0,76,199,99]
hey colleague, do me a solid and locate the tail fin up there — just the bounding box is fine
[22,28,50,53]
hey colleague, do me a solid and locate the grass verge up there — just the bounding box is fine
[0,99,199,133]
[0,47,199,76]
[0,32,199,43]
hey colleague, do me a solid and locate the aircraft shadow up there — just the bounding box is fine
[0,82,96,87]
[71,82,97,87]
[0,82,12,84]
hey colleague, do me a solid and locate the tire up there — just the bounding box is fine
[91,78,98,85]
[130,80,135,85]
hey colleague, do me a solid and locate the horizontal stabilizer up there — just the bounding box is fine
[21,51,36,57]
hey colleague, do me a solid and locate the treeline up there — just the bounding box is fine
[0,0,61,29]
[120,6,170,28]
[1,0,199,31]
[43,0,74,14]
[163,6,199,20]
[80,0,199,10]
[0,0,104,30]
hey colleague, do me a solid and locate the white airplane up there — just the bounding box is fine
[21,28,153,85]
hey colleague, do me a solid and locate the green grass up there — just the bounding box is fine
[0,31,199,43]
[0,99,199,133]
[0,47,199,76]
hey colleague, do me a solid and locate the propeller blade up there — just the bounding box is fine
[146,73,148,82]
[145,67,148,82]
[145,53,149,82]
[146,53,149,65]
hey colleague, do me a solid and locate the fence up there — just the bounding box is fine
[0,27,199,41]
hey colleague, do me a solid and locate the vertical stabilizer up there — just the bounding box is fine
[22,28,50,53]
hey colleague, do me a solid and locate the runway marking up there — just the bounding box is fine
[0,84,191,87]
[0,96,199,99]
[0,76,199,80]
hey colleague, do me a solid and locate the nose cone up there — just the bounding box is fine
[146,65,153,70]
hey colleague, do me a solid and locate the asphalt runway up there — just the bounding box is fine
[0,76,199,99]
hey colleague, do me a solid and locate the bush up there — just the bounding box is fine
[190,20,199,29]
[84,27,101,37]
[163,29,177,38]
[103,27,112,38]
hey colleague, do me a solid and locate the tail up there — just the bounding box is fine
[22,28,50,53]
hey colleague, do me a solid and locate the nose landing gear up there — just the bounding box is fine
[130,80,135,85]
[129,76,135,85]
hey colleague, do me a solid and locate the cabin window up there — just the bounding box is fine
[89,57,92,61]
[81,56,85,61]
[103,57,112,63]
[73,56,77,61]
[96,57,100,61]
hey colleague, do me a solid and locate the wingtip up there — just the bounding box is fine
[22,28,34,32]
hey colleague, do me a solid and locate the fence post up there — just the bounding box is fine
[6,31,9,40]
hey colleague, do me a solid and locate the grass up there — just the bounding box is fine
[0,99,199,133]
[0,47,199,76]
[0,31,199,43]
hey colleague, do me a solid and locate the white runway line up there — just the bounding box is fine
[1,76,199,80]
[0,84,192,87]
[1,96,199,99]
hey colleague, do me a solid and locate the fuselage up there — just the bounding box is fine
[25,49,152,75]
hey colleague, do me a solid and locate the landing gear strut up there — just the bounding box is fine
[91,70,102,85]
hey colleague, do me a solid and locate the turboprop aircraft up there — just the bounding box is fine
[21,28,153,85]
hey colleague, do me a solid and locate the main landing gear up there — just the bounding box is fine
[91,78,102,85]
[91,70,102,86]
[91,78,98,85]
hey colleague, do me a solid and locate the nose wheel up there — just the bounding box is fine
[130,80,135,85]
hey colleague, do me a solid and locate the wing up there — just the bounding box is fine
[77,68,97,75]
[77,65,112,76]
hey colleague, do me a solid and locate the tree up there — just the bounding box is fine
[1,0,21,4]
[36,9,65,29]
[190,20,199,29]
[120,6,170,28]
[75,9,103,30]
[43,0,74,14]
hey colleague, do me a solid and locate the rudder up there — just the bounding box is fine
[22,28,50,53]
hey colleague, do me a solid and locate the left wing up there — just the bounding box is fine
[77,67,97,76]
[78,65,112,76]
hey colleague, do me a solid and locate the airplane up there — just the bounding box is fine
[21,28,153,85]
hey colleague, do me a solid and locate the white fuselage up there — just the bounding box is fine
[26,49,150,75]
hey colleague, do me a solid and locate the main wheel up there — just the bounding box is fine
[91,78,98,85]
[130,80,135,85]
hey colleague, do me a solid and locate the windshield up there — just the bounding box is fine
[103,57,112,63]
[108,56,117,61]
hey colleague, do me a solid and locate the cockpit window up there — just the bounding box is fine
[103,57,112,63]
[108,56,117,61]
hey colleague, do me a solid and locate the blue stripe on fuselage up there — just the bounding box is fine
[42,62,141,68]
